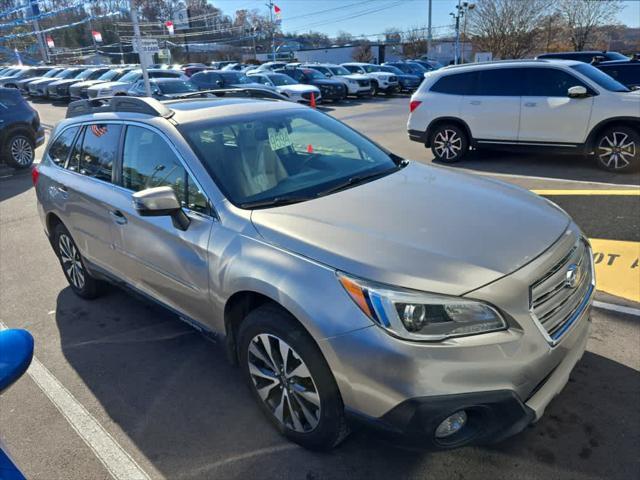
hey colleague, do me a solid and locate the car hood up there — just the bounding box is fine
[311,79,344,86]
[395,73,421,81]
[89,80,129,91]
[49,79,80,87]
[250,162,570,296]
[368,72,395,79]
[29,77,58,86]
[71,79,105,89]
[231,82,271,89]
[278,84,319,93]
[343,74,369,81]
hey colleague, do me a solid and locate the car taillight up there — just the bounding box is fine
[31,165,39,186]
[409,100,422,113]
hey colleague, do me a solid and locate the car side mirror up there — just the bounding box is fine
[325,73,331,78]
[568,85,588,98]
[132,186,190,231]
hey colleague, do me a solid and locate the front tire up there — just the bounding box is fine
[4,133,35,169]
[369,81,378,96]
[238,304,349,450]
[595,126,639,172]
[53,224,103,299]
[430,124,469,163]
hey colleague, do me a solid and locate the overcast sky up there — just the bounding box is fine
[209,0,640,38]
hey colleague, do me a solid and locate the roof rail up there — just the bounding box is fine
[172,87,289,102]
[443,59,546,69]
[66,96,174,119]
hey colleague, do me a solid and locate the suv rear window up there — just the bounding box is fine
[430,72,476,95]
[48,127,79,166]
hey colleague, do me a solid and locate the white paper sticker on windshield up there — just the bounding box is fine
[268,128,293,151]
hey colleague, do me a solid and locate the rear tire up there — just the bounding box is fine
[594,126,639,172]
[4,133,35,169]
[430,124,469,163]
[238,304,349,450]
[370,81,379,96]
[53,224,103,299]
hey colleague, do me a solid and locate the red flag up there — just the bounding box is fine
[46,36,54,48]
[92,31,103,43]
[165,20,174,35]
[274,4,281,20]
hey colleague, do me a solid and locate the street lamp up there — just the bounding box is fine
[451,1,475,65]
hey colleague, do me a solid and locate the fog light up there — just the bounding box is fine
[435,410,467,439]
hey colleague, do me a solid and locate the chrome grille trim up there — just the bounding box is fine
[529,238,595,346]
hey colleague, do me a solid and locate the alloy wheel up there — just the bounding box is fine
[58,234,85,290]
[10,137,34,167]
[433,129,463,160]
[247,333,321,433]
[598,131,636,170]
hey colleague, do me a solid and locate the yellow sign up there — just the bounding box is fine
[589,238,640,303]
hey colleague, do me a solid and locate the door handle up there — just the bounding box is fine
[524,102,537,107]
[109,210,127,225]
[57,185,68,198]
[470,100,481,105]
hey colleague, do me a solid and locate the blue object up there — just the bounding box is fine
[0,448,27,480]
[0,329,34,395]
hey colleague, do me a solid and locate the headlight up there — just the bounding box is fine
[338,273,506,341]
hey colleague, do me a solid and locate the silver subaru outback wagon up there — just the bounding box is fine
[34,96,594,450]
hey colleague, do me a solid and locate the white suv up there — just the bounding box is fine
[341,63,399,96]
[300,63,371,96]
[408,59,640,172]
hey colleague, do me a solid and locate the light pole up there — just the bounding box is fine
[266,0,276,61]
[450,1,474,65]
[129,0,151,97]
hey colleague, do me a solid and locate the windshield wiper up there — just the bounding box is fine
[317,164,406,197]
[240,195,314,209]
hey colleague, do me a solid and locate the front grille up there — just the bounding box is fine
[530,239,593,344]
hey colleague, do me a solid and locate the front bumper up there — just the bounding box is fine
[318,86,346,100]
[320,224,592,447]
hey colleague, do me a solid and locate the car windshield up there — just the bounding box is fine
[223,72,251,84]
[571,64,630,92]
[363,65,382,73]
[59,69,80,79]
[381,65,403,75]
[179,108,403,208]
[304,69,325,79]
[330,66,351,75]
[405,63,427,74]
[5,69,23,77]
[158,80,198,93]
[119,70,141,82]
[43,69,61,78]
[269,74,297,86]
[76,69,95,80]
[98,70,119,81]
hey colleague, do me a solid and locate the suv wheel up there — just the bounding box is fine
[595,126,639,172]
[430,124,469,163]
[369,81,378,96]
[238,304,349,450]
[53,224,103,299]
[4,133,35,169]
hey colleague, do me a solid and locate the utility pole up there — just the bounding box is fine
[88,17,98,55]
[427,0,432,57]
[450,1,474,65]
[129,0,151,97]
[266,0,276,61]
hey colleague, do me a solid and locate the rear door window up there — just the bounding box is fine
[48,127,79,167]
[76,124,122,181]
[474,68,524,96]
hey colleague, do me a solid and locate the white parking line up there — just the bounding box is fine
[593,301,640,317]
[0,322,151,480]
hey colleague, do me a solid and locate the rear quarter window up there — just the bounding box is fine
[48,127,79,166]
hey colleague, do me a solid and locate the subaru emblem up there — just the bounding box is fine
[565,264,579,289]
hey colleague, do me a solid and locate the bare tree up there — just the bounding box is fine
[402,27,427,58]
[352,40,373,62]
[335,31,354,45]
[556,0,623,51]
[468,0,554,59]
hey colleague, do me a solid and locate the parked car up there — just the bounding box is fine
[299,63,371,96]
[0,87,45,168]
[341,63,399,95]
[247,72,322,103]
[0,67,27,83]
[210,60,236,70]
[16,67,64,94]
[594,59,640,90]
[379,65,422,92]
[29,67,85,98]
[0,66,52,88]
[127,78,200,99]
[274,67,347,102]
[182,65,211,77]
[70,67,135,100]
[221,63,252,72]
[190,70,265,90]
[48,67,110,100]
[412,58,443,70]
[536,50,628,63]
[36,94,594,450]
[86,69,187,98]
[245,61,289,75]
[408,59,640,171]
[384,61,429,77]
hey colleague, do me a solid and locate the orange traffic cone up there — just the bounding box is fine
[310,92,316,109]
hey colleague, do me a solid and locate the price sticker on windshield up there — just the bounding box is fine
[268,128,292,151]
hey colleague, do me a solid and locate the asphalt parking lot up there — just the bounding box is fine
[1,96,639,480]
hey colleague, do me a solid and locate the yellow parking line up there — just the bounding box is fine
[531,189,640,196]
[589,238,640,303]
